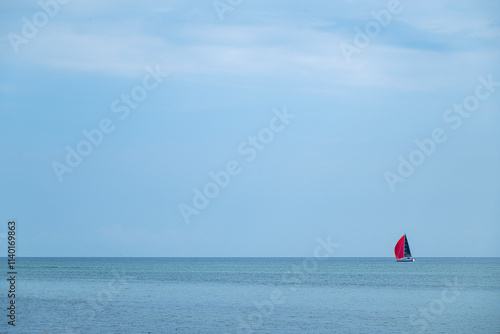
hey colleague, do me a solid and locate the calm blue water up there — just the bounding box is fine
[2,257,499,333]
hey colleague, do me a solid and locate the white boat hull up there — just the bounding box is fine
[396,257,415,262]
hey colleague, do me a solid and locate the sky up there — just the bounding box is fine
[0,0,499,257]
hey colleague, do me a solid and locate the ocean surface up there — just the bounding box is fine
[2,257,499,333]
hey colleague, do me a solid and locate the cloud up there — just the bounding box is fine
[21,22,346,78]
[399,2,500,40]
[23,28,167,76]
[6,1,500,94]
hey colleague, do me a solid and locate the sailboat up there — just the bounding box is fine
[394,234,415,262]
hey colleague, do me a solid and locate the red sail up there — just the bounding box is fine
[394,235,405,259]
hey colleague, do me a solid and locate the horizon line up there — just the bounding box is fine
[4,256,500,260]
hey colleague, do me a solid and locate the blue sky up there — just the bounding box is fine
[1,0,499,257]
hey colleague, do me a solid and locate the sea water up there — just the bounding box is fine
[2,257,499,333]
